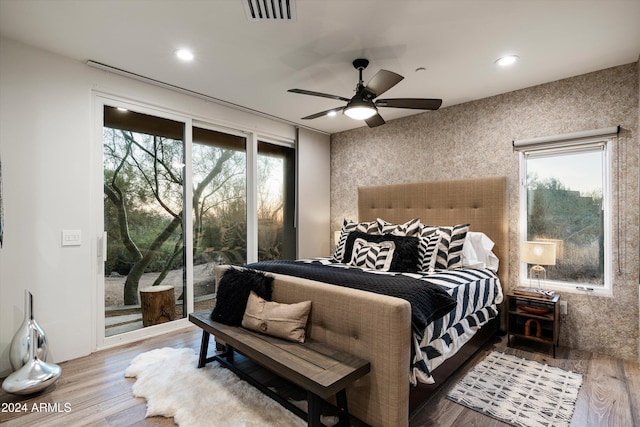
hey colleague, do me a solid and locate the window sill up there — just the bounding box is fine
[516,280,612,297]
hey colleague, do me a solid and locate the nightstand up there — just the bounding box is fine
[506,291,560,357]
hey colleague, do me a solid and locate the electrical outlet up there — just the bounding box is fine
[559,300,568,315]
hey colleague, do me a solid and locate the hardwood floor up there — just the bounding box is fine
[412,336,640,427]
[1,324,638,427]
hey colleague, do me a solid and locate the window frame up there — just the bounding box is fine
[516,129,616,296]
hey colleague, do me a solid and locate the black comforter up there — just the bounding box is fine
[245,260,457,337]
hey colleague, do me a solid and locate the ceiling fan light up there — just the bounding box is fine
[344,106,376,120]
[343,98,377,120]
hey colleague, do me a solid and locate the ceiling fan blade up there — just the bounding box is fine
[301,106,345,120]
[375,98,443,110]
[288,89,350,102]
[364,113,386,128]
[361,70,404,98]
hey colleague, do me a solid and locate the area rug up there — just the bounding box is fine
[125,347,337,427]
[447,351,582,427]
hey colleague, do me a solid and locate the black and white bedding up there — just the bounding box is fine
[245,257,503,385]
[245,216,504,384]
[409,267,502,384]
[246,259,457,337]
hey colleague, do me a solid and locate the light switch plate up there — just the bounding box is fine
[62,229,82,246]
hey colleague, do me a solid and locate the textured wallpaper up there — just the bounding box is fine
[330,63,639,361]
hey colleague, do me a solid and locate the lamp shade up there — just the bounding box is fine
[521,241,556,266]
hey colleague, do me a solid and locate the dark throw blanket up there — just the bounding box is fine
[245,260,457,338]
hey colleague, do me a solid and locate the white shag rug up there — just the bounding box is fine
[447,351,583,427]
[125,347,336,427]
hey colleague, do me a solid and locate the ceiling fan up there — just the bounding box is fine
[288,58,442,128]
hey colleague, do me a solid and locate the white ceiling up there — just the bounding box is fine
[1,0,639,134]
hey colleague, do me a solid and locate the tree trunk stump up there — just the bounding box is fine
[140,285,176,327]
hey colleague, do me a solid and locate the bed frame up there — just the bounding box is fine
[357,176,508,288]
[216,176,508,427]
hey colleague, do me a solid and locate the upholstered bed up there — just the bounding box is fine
[215,176,508,427]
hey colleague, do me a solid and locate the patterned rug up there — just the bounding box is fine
[447,351,583,427]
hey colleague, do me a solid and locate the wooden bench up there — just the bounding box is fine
[189,311,370,427]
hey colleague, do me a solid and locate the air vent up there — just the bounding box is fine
[243,0,296,21]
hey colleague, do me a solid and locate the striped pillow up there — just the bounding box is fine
[419,225,447,269]
[418,232,442,272]
[419,223,470,270]
[332,218,378,262]
[376,217,421,236]
[446,224,470,269]
[349,238,395,271]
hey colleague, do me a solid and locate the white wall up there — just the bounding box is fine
[0,37,330,376]
[297,128,331,258]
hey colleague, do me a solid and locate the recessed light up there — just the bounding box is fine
[495,55,519,67]
[327,111,337,117]
[175,49,194,61]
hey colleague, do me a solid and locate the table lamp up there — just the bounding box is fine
[521,241,556,289]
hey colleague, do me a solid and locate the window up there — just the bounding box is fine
[257,141,296,261]
[515,127,617,294]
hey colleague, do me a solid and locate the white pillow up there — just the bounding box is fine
[462,231,499,271]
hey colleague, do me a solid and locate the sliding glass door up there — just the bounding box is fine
[191,127,247,313]
[103,106,186,337]
[98,99,296,341]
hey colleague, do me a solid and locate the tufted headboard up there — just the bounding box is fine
[358,176,509,287]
